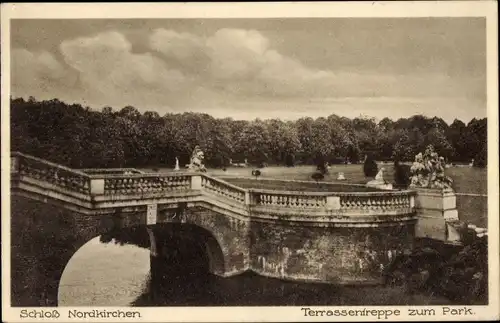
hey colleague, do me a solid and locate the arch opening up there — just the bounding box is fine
[58,222,227,306]
[151,223,226,277]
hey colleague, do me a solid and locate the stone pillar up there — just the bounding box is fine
[244,191,252,206]
[191,175,202,190]
[146,204,158,226]
[11,155,19,174]
[414,187,461,243]
[326,195,341,210]
[89,178,105,195]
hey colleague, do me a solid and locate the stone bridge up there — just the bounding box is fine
[9,152,426,306]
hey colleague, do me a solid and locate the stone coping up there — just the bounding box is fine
[201,174,248,193]
[11,151,89,177]
[80,168,144,174]
[12,152,416,200]
[217,175,369,188]
[248,187,415,197]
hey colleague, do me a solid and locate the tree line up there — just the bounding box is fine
[10,97,487,169]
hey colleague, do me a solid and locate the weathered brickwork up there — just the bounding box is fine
[11,196,103,306]
[249,220,416,284]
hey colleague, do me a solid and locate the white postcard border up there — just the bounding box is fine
[1,1,498,322]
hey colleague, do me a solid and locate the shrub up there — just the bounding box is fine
[315,154,328,174]
[394,160,411,189]
[363,154,378,177]
[285,154,295,167]
[311,171,324,183]
[474,145,487,168]
[251,169,261,179]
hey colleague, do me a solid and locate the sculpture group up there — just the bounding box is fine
[409,145,453,189]
[186,145,206,172]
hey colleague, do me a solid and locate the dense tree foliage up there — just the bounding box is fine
[10,97,488,169]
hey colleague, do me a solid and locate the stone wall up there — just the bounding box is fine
[11,195,102,306]
[249,219,416,284]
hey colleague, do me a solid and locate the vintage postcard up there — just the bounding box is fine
[1,1,499,322]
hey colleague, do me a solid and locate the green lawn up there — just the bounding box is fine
[144,164,488,228]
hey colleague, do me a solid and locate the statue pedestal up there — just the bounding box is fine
[366,180,393,190]
[413,187,461,243]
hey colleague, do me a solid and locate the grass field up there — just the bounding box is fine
[145,163,488,228]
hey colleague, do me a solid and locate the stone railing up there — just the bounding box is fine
[11,152,417,220]
[338,191,415,213]
[12,152,91,195]
[99,173,192,195]
[250,189,328,209]
[248,188,415,218]
[80,168,144,175]
[200,175,247,204]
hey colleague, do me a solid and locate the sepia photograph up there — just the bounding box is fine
[1,2,498,322]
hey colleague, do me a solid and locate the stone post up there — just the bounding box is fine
[410,195,415,209]
[326,195,341,210]
[414,187,460,243]
[11,155,19,174]
[191,175,202,190]
[146,203,157,225]
[245,191,252,206]
[89,178,105,195]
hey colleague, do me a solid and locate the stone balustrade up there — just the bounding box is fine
[101,173,192,195]
[201,175,246,204]
[80,168,144,175]
[12,152,91,195]
[338,191,415,212]
[251,189,328,209]
[11,152,417,219]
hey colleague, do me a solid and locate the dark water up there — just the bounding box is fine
[58,238,452,307]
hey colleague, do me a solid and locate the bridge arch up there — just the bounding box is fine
[57,222,227,306]
[11,195,241,306]
[150,223,228,276]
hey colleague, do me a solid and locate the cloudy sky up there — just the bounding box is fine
[10,18,486,123]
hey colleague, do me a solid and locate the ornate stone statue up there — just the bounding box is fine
[375,168,385,181]
[409,145,453,189]
[187,145,206,172]
[366,167,393,190]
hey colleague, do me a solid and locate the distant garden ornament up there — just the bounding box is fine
[174,157,180,171]
[187,145,206,172]
[409,145,453,189]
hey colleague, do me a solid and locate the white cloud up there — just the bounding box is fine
[11,49,69,97]
[150,27,336,97]
[149,28,482,101]
[59,31,189,107]
[11,28,484,120]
